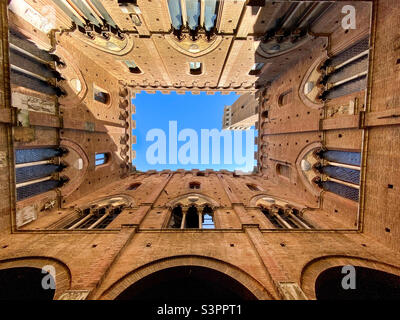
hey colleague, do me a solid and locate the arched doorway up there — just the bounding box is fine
[115,266,257,300]
[315,266,400,300]
[0,267,55,300]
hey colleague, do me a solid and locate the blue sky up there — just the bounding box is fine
[132,91,257,172]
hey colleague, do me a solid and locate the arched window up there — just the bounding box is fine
[189,182,201,189]
[202,205,215,229]
[260,206,313,229]
[63,204,124,230]
[185,206,199,228]
[168,206,183,229]
[95,153,109,166]
[15,147,68,203]
[127,182,141,190]
[315,149,361,202]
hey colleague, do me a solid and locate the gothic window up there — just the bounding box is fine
[128,182,141,190]
[168,206,183,228]
[201,205,215,229]
[15,147,68,202]
[168,204,215,229]
[94,85,110,104]
[249,63,264,76]
[185,206,199,228]
[95,153,109,166]
[317,37,369,101]
[189,62,202,75]
[189,182,201,189]
[260,206,313,229]
[63,205,124,230]
[315,150,361,202]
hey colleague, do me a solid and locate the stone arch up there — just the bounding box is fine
[249,194,306,209]
[300,255,400,300]
[59,139,89,197]
[295,142,323,197]
[99,255,273,300]
[166,192,220,210]
[0,256,71,300]
[55,45,88,106]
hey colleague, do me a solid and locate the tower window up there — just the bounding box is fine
[249,63,264,75]
[246,183,261,191]
[278,89,293,106]
[276,163,290,178]
[124,60,141,74]
[94,86,110,104]
[189,182,201,189]
[95,153,109,166]
[189,62,202,75]
[128,182,141,190]
[202,205,215,229]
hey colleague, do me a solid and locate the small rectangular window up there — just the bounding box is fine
[124,60,141,74]
[249,62,264,75]
[189,62,202,75]
[95,153,108,166]
[93,85,110,104]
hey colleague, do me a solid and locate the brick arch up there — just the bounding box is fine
[166,192,220,209]
[59,139,89,197]
[0,256,72,299]
[300,255,400,300]
[249,194,306,209]
[295,142,322,197]
[99,255,273,300]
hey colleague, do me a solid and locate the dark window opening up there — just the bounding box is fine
[124,60,142,74]
[190,62,202,75]
[189,182,201,189]
[249,63,264,75]
[247,183,261,191]
[128,182,141,190]
[169,206,183,229]
[262,110,269,118]
[94,87,110,104]
[185,206,199,228]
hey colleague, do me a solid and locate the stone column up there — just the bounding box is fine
[198,207,203,229]
[180,207,188,229]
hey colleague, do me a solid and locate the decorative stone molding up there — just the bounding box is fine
[277,282,308,300]
[58,290,90,300]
